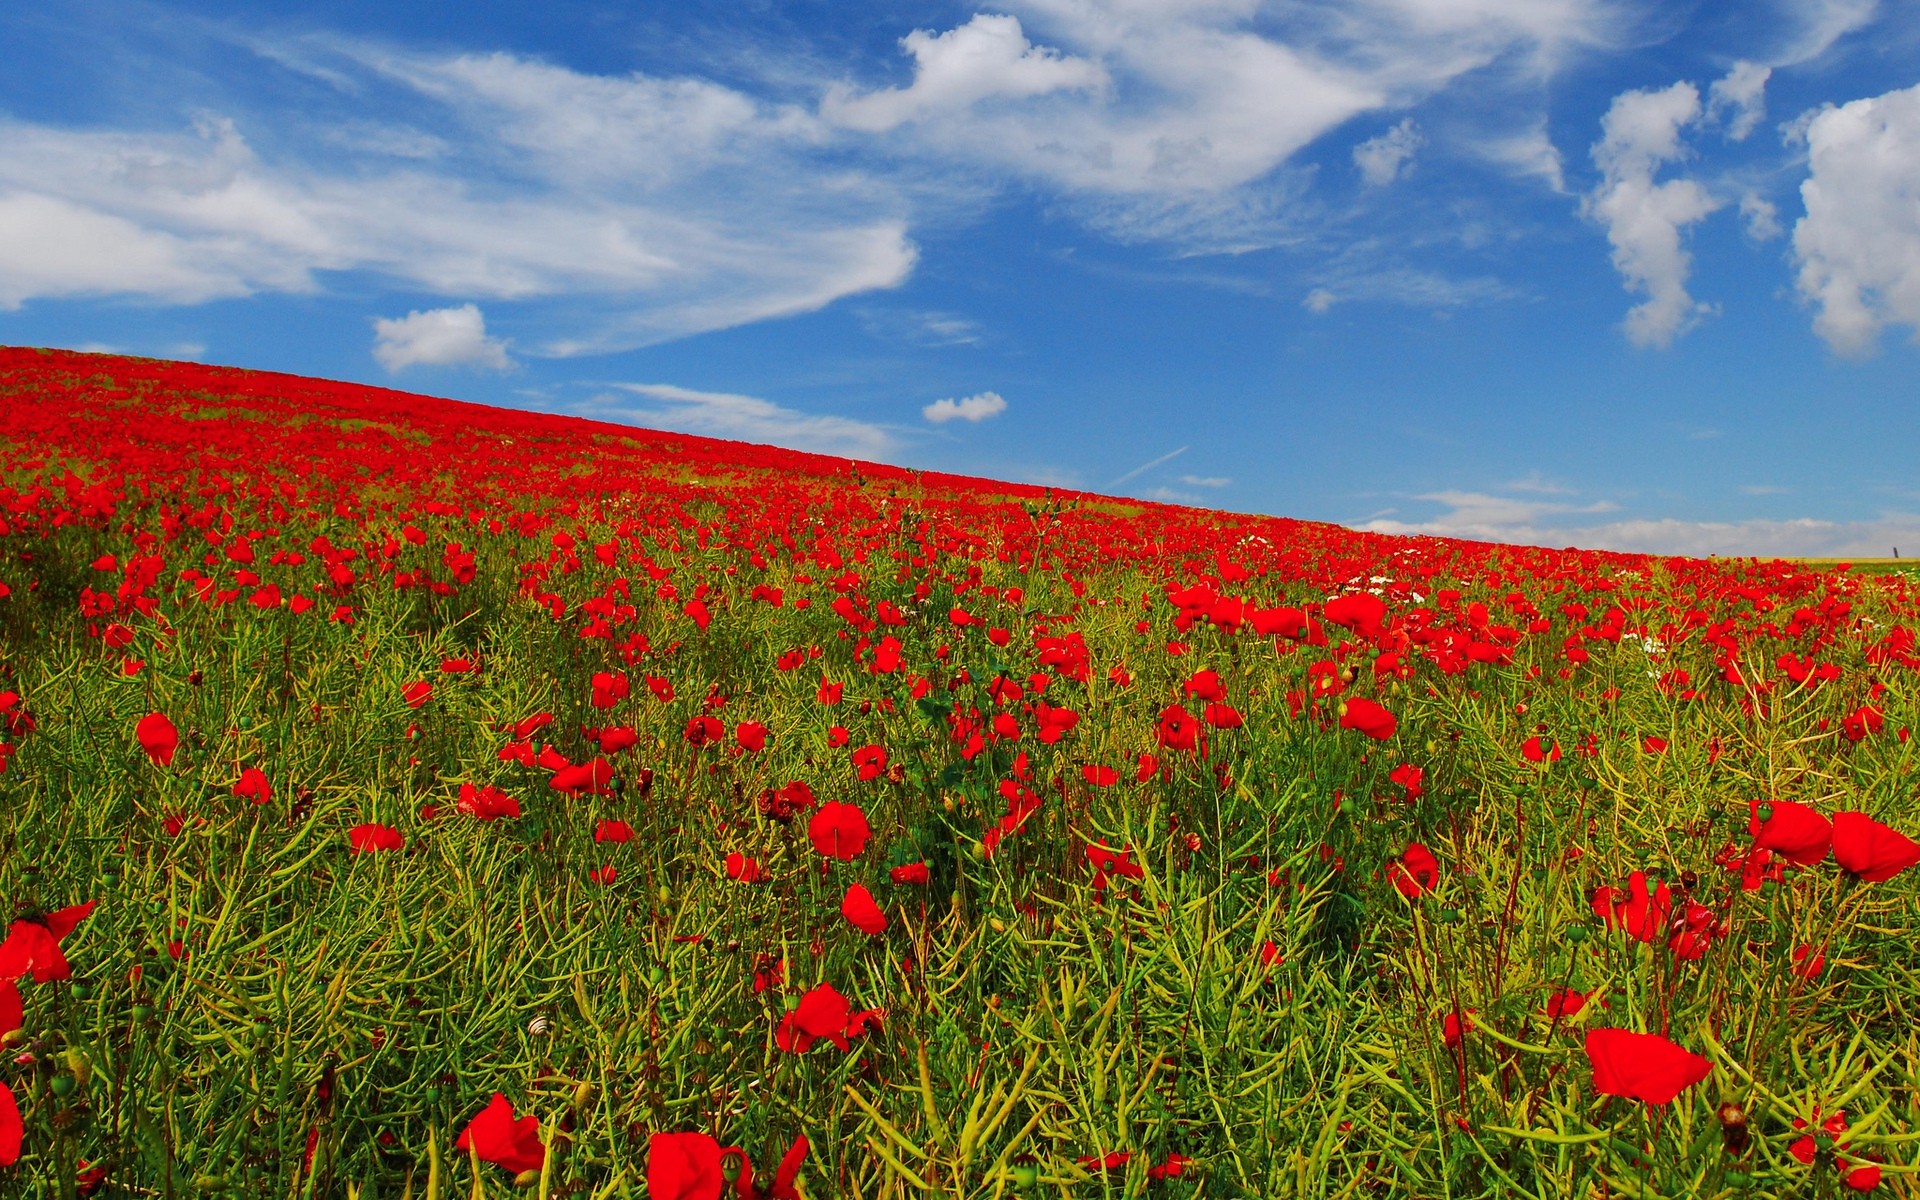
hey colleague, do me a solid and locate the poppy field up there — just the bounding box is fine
[1,345,1917,1199]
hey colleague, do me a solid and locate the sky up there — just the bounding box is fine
[3,0,1919,557]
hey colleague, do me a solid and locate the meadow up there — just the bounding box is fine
[0,345,1915,1199]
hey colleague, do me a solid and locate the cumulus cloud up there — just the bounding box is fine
[1792,82,1920,356]
[587,383,895,460]
[372,303,512,371]
[922,390,1008,423]
[1354,119,1423,186]
[1739,193,1782,241]
[819,0,1627,248]
[823,14,1107,133]
[1303,287,1337,314]
[1706,61,1770,140]
[0,47,916,352]
[1584,82,1721,348]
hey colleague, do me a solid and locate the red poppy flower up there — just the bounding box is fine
[135,711,179,766]
[549,757,615,796]
[588,865,618,885]
[851,744,888,781]
[736,722,768,752]
[1831,811,1920,882]
[1323,592,1387,639]
[1841,704,1884,742]
[457,783,520,821]
[647,1132,729,1200]
[455,1093,546,1176]
[1750,800,1832,866]
[724,851,769,883]
[347,823,404,853]
[590,671,630,708]
[1082,764,1119,787]
[1134,753,1159,782]
[401,680,433,709]
[1521,736,1560,763]
[840,884,887,935]
[1077,1151,1131,1173]
[595,819,634,844]
[597,726,639,754]
[1388,843,1440,898]
[1155,705,1201,751]
[1183,669,1227,703]
[1585,1028,1711,1105]
[1545,988,1588,1019]
[1147,1154,1192,1181]
[808,802,871,860]
[1338,697,1396,740]
[889,862,929,885]
[1389,763,1424,801]
[776,983,855,1053]
[232,766,272,806]
[0,1080,19,1168]
[0,980,20,1035]
[0,901,95,984]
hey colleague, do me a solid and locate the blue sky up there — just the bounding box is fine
[3,0,1919,556]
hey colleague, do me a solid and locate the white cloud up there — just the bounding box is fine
[1706,61,1770,141]
[1584,81,1722,348]
[1354,119,1423,187]
[1359,490,1920,556]
[1303,287,1337,313]
[1792,82,1920,356]
[1179,474,1231,487]
[1769,0,1879,66]
[587,383,896,460]
[819,1,1628,248]
[0,46,917,353]
[823,14,1108,133]
[372,303,512,371]
[1739,192,1782,241]
[1472,119,1567,192]
[922,390,1008,423]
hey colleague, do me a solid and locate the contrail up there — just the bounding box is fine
[1110,445,1189,487]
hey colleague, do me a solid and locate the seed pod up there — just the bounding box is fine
[1717,1102,1750,1155]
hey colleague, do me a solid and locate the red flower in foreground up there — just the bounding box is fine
[135,711,179,766]
[455,1093,546,1176]
[648,1132,728,1200]
[889,861,929,885]
[808,802,871,860]
[457,783,521,821]
[840,883,887,935]
[1338,697,1396,740]
[0,901,96,984]
[774,983,883,1053]
[1831,811,1920,882]
[1750,799,1832,867]
[0,1080,20,1168]
[1585,1028,1711,1105]
[1388,843,1440,898]
[232,766,272,806]
[347,823,404,854]
[595,819,634,844]
[725,851,770,883]
[401,680,433,709]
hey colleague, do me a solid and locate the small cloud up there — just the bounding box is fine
[1303,288,1336,314]
[1505,470,1574,494]
[1353,119,1423,187]
[1739,193,1782,241]
[1473,121,1566,193]
[922,390,1007,424]
[1707,61,1771,141]
[1740,484,1789,495]
[589,382,895,459]
[859,308,983,347]
[372,303,512,371]
[1178,474,1231,488]
[1142,486,1202,505]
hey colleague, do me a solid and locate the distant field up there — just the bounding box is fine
[1,347,1915,1198]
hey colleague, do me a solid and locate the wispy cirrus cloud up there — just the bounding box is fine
[582,382,897,460]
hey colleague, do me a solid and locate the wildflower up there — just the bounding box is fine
[347,824,404,854]
[808,802,872,860]
[135,711,179,766]
[1750,800,1832,866]
[736,722,768,752]
[1831,811,1920,882]
[401,680,432,708]
[1388,843,1440,899]
[0,901,96,983]
[456,783,520,821]
[840,884,887,935]
[1584,1028,1711,1104]
[0,1080,19,1167]
[232,766,272,806]
[455,1093,546,1176]
[889,862,929,885]
[594,819,634,844]
[1338,697,1396,740]
[774,983,882,1053]
[725,852,770,883]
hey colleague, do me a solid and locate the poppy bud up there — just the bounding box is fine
[1756,803,1774,824]
[1566,925,1588,943]
[1717,1102,1750,1154]
[513,1168,542,1188]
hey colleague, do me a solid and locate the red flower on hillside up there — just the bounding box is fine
[595,819,634,844]
[1339,697,1396,740]
[1156,706,1201,751]
[0,901,96,984]
[455,1093,546,1176]
[232,766,272,806]
[1749,799,1832,866]
[775,983,882,1053]
[736,722,768,752]
[457,783,520,821]
[347,823,404,853]
[840,884,887,935]
[1585,1028,1711,1105]
[1831,811,1920,882]
[401,680,432,709]
[0,1080,20,1168]
[1388,843,1440,898]
[136,711,179,766]
[808,802,871,860]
